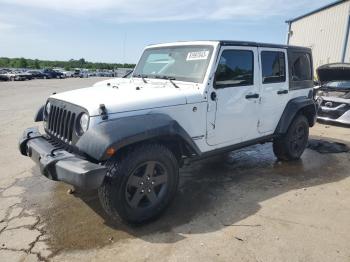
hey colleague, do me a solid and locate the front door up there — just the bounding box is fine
[206,46,260,146]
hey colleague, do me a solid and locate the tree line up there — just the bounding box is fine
[0,57,135,70]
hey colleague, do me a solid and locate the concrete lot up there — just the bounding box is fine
[0,78,350,262]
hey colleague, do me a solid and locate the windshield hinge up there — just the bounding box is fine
[99,104,108,120]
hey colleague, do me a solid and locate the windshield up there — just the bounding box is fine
[133,45,214,83]
[323,81,350,90]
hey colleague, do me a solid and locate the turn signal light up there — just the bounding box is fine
[106,147,116,156]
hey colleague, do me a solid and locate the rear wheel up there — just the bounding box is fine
[98,144,179,224]
[273,114,309,161]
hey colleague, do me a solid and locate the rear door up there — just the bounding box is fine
[257,48,290,134]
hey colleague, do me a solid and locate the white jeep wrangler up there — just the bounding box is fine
[19,41,316,223]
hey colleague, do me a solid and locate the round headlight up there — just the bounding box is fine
[46,102,51,115]
[79,113,89,134]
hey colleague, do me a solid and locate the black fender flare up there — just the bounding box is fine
[275,96,317,135]
[34,105,44,122]
[76,113,201,161]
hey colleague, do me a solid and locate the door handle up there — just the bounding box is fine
[245,93,259,99]
[277,90,289,95]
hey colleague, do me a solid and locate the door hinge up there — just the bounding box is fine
[207,103,213,112]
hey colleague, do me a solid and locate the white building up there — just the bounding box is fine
[286,0,350,69]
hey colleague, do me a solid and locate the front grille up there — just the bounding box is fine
[44,99,86,145]
[318,101,350,120]
[320,100,344,108]
[47,106,76,143]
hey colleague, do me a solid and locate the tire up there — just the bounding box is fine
[98,144,179,224]
[273,114,309,161]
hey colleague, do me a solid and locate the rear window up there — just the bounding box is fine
[261,51,286,84]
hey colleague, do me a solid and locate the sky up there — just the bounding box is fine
[0,0,336,64]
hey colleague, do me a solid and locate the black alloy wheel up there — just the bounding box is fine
[98,144,179,224]
[125,161,168,209]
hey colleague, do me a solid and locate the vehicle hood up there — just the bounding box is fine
[92,77,132,87]
[51,82,203,116]
[319,95,350,104]
[317,63,350,86]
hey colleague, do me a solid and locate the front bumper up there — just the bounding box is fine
[317,106,350,125]
[19,127,106,189]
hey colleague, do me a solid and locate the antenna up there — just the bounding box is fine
[122,32,127,66]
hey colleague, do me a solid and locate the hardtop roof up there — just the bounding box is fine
[147,40,311,52]
[219,40,311,51]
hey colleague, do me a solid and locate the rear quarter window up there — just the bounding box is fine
[288,50,313,90]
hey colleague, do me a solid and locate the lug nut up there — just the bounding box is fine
[141,189,144,193]
[151,181,155,185]
[140,182,144,185]
[148,189,151,193]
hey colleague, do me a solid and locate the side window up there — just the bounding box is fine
[261,51,286,84]
[215,50,254,88]
[291,53,312,81]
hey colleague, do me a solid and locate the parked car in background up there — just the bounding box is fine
[92,70,133,87]
[53,68,73,78]
[72,69,81,78]
[95,70,114,77]
[315,63,350,125]
[26,70,49,79]
[0,69,9,81]
[42,69,64,79]
[88,71,97,77]
[79,69,90,78]
[1,69,31,81]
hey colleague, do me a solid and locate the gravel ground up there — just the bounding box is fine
[0,78,350,262]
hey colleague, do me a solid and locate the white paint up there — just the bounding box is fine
[257,47,290,134]
[206,45,260,146]
[49,40,311,154]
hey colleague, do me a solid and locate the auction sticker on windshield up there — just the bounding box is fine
[186,50,210,61]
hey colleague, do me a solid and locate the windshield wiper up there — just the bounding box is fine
[154,75,179,88]
[133,74,148,83]
[168,78,179,88]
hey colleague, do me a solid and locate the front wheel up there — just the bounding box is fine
[98,144,179,224]
[273,114,309,161]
